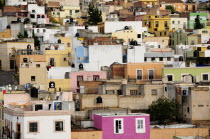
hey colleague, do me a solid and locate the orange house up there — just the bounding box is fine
[125,62,164,84]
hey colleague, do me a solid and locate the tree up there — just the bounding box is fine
[194,15,203,29]
[165,5,175,14]
[146,97,177,125]
[87,3,102,25]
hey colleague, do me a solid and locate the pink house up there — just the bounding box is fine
[94,113,150,139]
[70,71,107,92]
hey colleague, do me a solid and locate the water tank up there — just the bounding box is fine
[96,96,102,103]
[58,39,61,43]
[124,26,129,30]
[79,63,83,70]
[179,56,184,61]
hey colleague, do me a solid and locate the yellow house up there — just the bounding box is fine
[143,15,171,33]
[0,28,11,38]
[45,37,72,67]
[112,29,138,44]
[139,0,158,7]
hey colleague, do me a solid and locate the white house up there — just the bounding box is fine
[75,45,123,71]
[104,21,148,43]
[127,45,145,63]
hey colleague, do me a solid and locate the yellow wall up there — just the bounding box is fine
[47,79,71,92]
[143,15,171,33]
[0,29,11,38]
[112,30,138,43]
[151,128,209,139]
[45,37,72,67]
[72,130,102,139]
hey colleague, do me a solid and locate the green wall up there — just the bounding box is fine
[163,67,210,81]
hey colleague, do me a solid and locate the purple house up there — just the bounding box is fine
[93,113,150,139]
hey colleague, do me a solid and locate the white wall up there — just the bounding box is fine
[28,4,45,15]
[127,46,145,63]
[80,45,122,71]
[4,113,71,139]
[48,67,71,79]
[104,21,147,43]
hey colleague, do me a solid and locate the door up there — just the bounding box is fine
[16,123,21,139]
[0,60,1,70]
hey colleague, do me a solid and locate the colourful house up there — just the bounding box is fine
[163,67,210,82]
[93,113,150,139]
[143,15,171,33]
[189,13,207,29]
[70,71,107,93]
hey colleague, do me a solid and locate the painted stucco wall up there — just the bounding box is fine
[70,71,107,92]
[4,113,71,139]
[163,67,210,81]
[94,114,150,139]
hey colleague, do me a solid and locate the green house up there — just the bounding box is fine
[189,13,207,29]
[163,67,210,82]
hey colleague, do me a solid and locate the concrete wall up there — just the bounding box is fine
[150,128,209,139]
[4,93,31,107]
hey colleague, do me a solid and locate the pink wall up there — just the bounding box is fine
[94,114,150,139]
[70,71,107,92]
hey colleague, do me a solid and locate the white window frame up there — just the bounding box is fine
[114,118,124,134]
[202,73,209,81]
[136,69,143,80]
[166,74,174,81]
[181,73,190,81]
[136,118,145,133]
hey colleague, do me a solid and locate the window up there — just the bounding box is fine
[202,31,208,34]
[137,34,141,38]
[136,118,145,133]
[148,70,154,80]
[191,40,195,45]
[164,21,168,27]
[130,90,139,95]
[159,57,163,61]
[155,21,159,27]
[36,64,40,68]
[178,21,180,24]
[37,29,39,33]
[50,58,55,66]
[172,21,175,24]
[167,75,173,81]
[69,10,72,15]
[198,105,204,107]
[202,74,209,81]
[151,89,157,95]
[43,29,46,33]
[30,14,35,18]
[144,58,147,61]
[151,57,155,61]
[67,43,70,47]
[77,76,83,87]
[35,104,42,111]
[57,12,60,15]
[167,57,171,61]
[31,76,35,81]
[64,58,66,61]
[106,90,114,94]
[32,10,36,13]
[137,70,142,80]
[29,122,38,132]
[93,75,100,81]
[55,121,63,131]
[114,119,123,134]
[75,10,79,13]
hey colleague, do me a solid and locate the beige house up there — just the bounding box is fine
[17,54,47,90]
[112,29,138,44]
[80,82,166,110]
[0,42,34,71]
